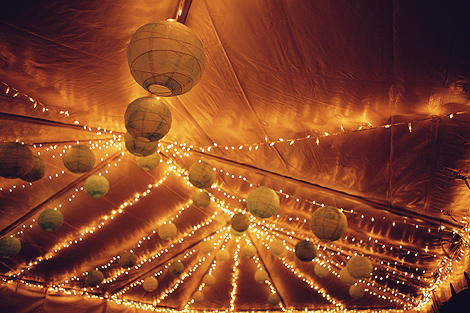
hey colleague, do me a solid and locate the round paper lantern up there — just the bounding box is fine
[0,142,34,178]
[119,251,137,268]
[18,156,46,182]
[230,228,244,237]
[125,132,159,157]
[84,175,109,198]
[269,238,286,256]
[242,244,257,259]
[339,268,356,285]
[169,261,184,275]
[314,263,329,278]
[203,274,216,286]
[193,291,205,303]
[38,209,64,231]
[349,284,364,299]
[247,186,279,218]
[143,276,159,292]
[136,152,160,171]
[127,20,205,97]
[231,213,250,232]
[295,239,317,261]
[124,97,172,142]
[347,256,373,279]
[254,270,269,283]
[199,240,214,254]
[85,270,104,287]
[62,145,95,174]
[0,236,21,258]
[310,206,348,242]
[193,190,211,209]
[267,293,281,305]
[158,223,177,240]
[188,161,216,189]
[216,249,230,262]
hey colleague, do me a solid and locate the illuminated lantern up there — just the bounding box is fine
[85,270,104,287]
[18,156,46,182]
[143,276,159,292]
[119,251,137,268]
[199,240,214,254]
[203,274,216,286]
[314,263,329,278]
[84,175,109,198]
[169,261,184,275]
[339,268,356,285]
[0,142,34,178]
[124,97,172,142]
[346,256,373,279]
[254,270,269,283]
[242,244,256,259]
[0,236,21,258]
[216,249,230,262]
[310,206,347,242]
[136,152,160,171]
[38,209,64,231]
[246,186,279,218]
[269,238,286,256]
[295,239,317,261]
[230,213,250,232]
[158,223,177,240]
[193,291,205,303]
[188,161,216,189]
[267,293,281,305]
[62,145,95,174]
[193,190,211,209]
[127,20,205,97]
[349,284,364,299]
[125,132,158,157]
[230,228,244,237]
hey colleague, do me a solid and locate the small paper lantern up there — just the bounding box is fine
[124,97,172,142]
[18,156,46,182]
[0,142,34,178]
[84,175,109,198]
[346,256,373,279]
[119,251,137,268]
[231,213,250,232]
[339,268,356,285]
[85,270,104,287]
[0,236,21,258]
[203,274,216,286]
[125,132,159,157]
[158,223,177,240]
[295,239,317,261]
[216,249,230,262]
[310,206,348,242]
[269,238,286,256]
[193,190,211,209]
[230,228,244,236]
[38,209,64,231]
[254,270,269,283]
[193,291,205,303]
[314,263,329,278]
[127,20,205,97]
[199,240,214,254]
[188,161,216,189]
[349,284,364,299]
[143,276,159,292]
[62,145,95,174]
[136,152,160,171]
[169,261,184,275]
[247,186,279,218]
[242,244,257,259]
[267,293,281,305]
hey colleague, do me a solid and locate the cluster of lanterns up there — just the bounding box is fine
[0,142,46,182]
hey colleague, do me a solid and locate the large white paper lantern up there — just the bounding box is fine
[188,161,216,188]
[143,276,159,292]
[0,142,34,179]
[136,152,160,171]
[347,256,373,279]
[125,132,158,157]
[62,145,95,174]
[38,209,64,231]
[85,270,104,287]
[193,190,211,209]
[294,239,317,261]
[247,186,279,218]
[158,223,177,240]
[84,175,109,198]
[349,284,364,299]
[310,206,348,242]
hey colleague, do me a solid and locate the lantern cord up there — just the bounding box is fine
[452,171,470,190]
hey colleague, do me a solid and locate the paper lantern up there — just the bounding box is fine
[62,145,95,174]
[127,20,205,97]
[188,161,216,189]
[119,251,137,268]
[254,270,269,283]
[269,238,286,256]
[231,213,250,232]
[349,284,364,299]
[295,239,317,261]
[310,206,348,242]
[158,223,177,240]
[136,152,160,171]
[0,236,21,258]
[143,276,159,292]
[267,293,281,305]
[18,156,46,182]
[203,274,216,286]
[339,268,356,285]
[84,175,109,198]
[124,97,172,142]
[247,186,279,218]
[347,256,373,279]
[193,190,211,209]
[169,261,184,275]
[38,209,64,231]
[314,263,329,278]
[85,270,104,287]
[0,142,34,178]
[193,291,205,303]
[125,132,158,157]
[199,240,214,254]
[242,244,257,259]
[216,249,230,262]
[230,228,244,236]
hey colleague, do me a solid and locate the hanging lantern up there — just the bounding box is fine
[267,293,281,305]
[38,209,64,231]
[254,270,269,283]
[246,186,279,218]
[193,190,211,209]
[346,256,373,279]
[349,284,364,299]
[84,175,109,198]
[0,236,21,258]
[216,249,230,262]
[0,142,34,179]
[230,213,250,232]
[310,206,348,242]
[269,238,286,257]
[136,152,160,171]
[119,251,137,268]
[193,291,205,303]
[158,223,177,240]
[339,268,356,285]
[295,239,317,262]
[62,145,95,174]
[242,244,257,259]
[169,261,184,275]
[143,276,158,292]
[199,240,214,254]
[188,161,216,189]
[125,132,159,157]
[230,228,244,237]
[85,270,104,287]
[127,20,205,97]
[18,156,46,182]
[203,274,216,286]
[314,263,329,278]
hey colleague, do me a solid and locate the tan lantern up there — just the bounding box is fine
[125,132,158,157]
[310,206,348,242]
[119,251,137,268]
[242,244,257,259]
[193,190,211,209]
[136,152,160,171]
[84,175,109,198]
[267,293,281,305]
[269,238,286,256]
[0,142,34,178]
[203,274,216,286]
[314,263,330,278]
[349,284,364,299]
[254,270,269,283]
[62,144,95,174]
[85,270,104,287]
[158,223,177,240]
[339,268,357,285]
[216,249,230,262]
[294,239,317,261]
[188,161,216,189]
[169,261,184,275]
[193,291,205,303]
[38,209,64,231]
[18,156,46,182]
[346,256,373,279]
[246,186,279,218]
[230,213,250,232]
[143,276,159,292]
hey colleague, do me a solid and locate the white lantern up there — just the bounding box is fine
[158,223,177,240]
[203,274,216,286]
[216,249,230,262]
[314,263,329,278]
[349,284,364,299]
[346,256,373,279]
[246,186,279,218]
[242,244,257,259]
[254,270,269,283]
[143,276,159,292]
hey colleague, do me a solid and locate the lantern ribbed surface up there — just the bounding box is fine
[216,249,230,262]
[0,236,21,258]
[119,251,137,268]
[0,142,34,179]
[294,239,317,261]
[193,291,205,303]
[84,175,109,198]
[136,152,160,171]
[127,20,205,97]
[339,268,356,285]
[143,276,158,292]
[349,284,364,299]
[254,270,269,283]
[247,186,279,218]
[38,209,64,231]
[203,274,216,286]
[124,97,172,142]
[125,132,159,157]
[310,206,348,242]
[188,161,216,189]
[158,223,177,240]
[269,238,286,256]
[231,213,250,232]
[242,244,257,258]
[169,261,184,275]
[193,190,211,209]
[62,145,95,174]
[346,255,373,279]
[267,293,281,305]
[85,270,104,287]
[18,156,46,182]
[314,263,329,278]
